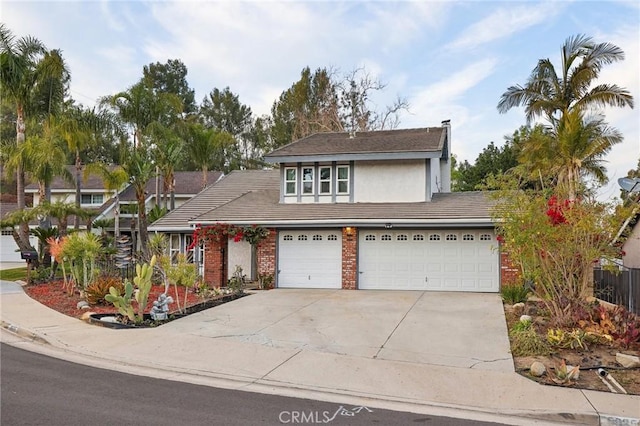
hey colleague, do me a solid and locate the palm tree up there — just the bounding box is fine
[498,34,634,196]
[0,24,53,248]
[184,123,218,189]
[497,34,634,124]
[59,105,117,229]
[122,150,155,255]
[84,162,128,237]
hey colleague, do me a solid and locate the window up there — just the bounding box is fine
[1,230,12,236]
[170,234,180,263]
[365,234,376,241]
[413,234,424,241]
[337,165,349,194]
[445,234,457,241]
[327,234,338,241]
[312,235,323,241]
[185,235,194,263]
[429,234,441,241]
[283,235,293,241]
[381,234,392,241]
[462,234,474,241]
[298,235,308,241]
[285,168,297,195]
[480,234,492,241]
[397,234,408,241]
[319,167,331,194]
[80,194,104,205]
[302,167,314,194]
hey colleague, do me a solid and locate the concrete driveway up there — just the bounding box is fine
[166,289,514,372]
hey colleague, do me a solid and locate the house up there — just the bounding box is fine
[0,168,222,261]
[156,121,507,292]
[621,214,639,269]
[94,170,222,245]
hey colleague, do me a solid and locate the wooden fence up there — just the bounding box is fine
[593,267,640,315]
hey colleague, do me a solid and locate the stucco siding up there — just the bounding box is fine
[622,223,640,268]
[228,239,253,280]
[354,160,426,202]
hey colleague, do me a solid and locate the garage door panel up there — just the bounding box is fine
[359,230,499,292]
[278,230,342,289]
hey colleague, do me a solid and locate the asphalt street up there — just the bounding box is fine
[1,343,504,426]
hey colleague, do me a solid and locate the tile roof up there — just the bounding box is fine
[193,189,496,226]
[25,165,107,191]
[265,127,446,158]
[117,171,223,202]
[149,169,280,230]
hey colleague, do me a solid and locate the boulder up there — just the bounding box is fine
[616,353,640,369]
[530,361,546,377]
[519,314,532,323]
[80,311,96,321]
[512,302,525,311]
[76,301,89,309]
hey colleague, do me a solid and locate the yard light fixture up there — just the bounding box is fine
[345,227,354,235]
[385,223,393,229]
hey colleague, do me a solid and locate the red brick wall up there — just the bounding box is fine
[342,227,358,289]
[500,250,521,287]
[203,238,227,287]
[257,228,276,278]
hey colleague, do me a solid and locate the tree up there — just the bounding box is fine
[339,67,408,133]
[0,24,65,250]
[84,162,128,237]
[270,67,342,148]
[497,34,634,197]
[183,123,222,188]
[121,150,155,256]
[199,87,254,169]
[143,59,196,114]
[453,141,518,191]
[492,186,626,327]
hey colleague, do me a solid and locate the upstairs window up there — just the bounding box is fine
[302,167,314,194]
[285,168,297,195]
[319,167,331,194]
[81,194,104,205]
[337,165,349,194]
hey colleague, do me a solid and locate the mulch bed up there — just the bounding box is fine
[24,280,213,319]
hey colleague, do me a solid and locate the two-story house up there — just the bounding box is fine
[159,121,504,292]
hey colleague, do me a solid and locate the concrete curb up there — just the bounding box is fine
[1,320,50,345]
[2,324,628,426]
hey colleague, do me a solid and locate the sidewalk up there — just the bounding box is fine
[1,280,639,426]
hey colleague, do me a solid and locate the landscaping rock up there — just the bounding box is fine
[512,302,525,312]
[80,311,96,321]
[519,314,532,323]
[616,353,640,369]
[566,365,579,380]
[530,361,546,377]
[76,301,89,310]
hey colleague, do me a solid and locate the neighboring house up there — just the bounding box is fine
[158,121,507,292]
[94,170,222,246]
[1,168,222,261]
[621,215,639,269]
[0,203,37,262]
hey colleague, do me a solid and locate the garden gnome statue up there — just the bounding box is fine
[150,293,173,320]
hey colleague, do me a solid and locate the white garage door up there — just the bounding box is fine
[1,232,23,262]
[359,230,498,292]
[278,230,342,289]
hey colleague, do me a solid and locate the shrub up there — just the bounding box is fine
[510,327,551,356]
[86,276,125,305]
[501,284,530,304]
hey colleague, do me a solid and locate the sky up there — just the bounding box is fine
[2,0,639,201]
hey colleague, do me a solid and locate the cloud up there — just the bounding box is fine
[446,2,562,51]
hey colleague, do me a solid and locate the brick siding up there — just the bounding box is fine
[342,227,358,289]
[500,251,521,287]
[257,228,277,278]
[203,238,227,287]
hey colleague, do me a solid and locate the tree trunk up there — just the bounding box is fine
[74,149,82,229]
[137,193,149,256]
[15,105,32,250]
[114,193,120,238]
